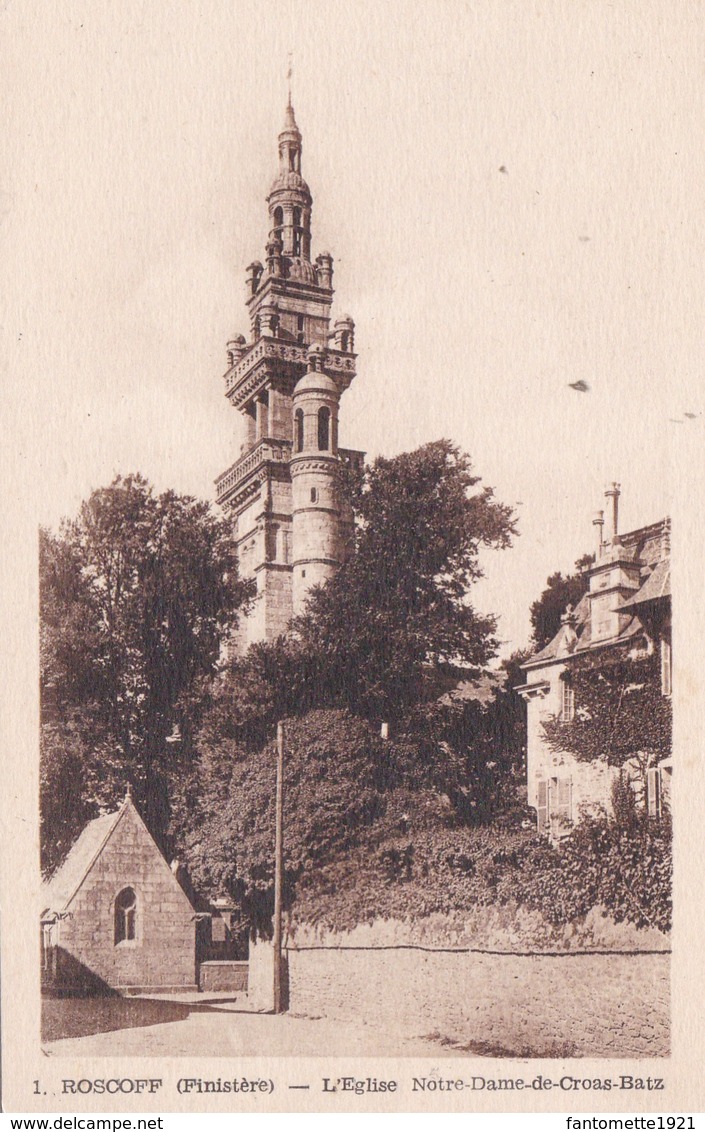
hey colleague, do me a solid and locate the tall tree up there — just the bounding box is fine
[293,440,516,718]
[40,475,254,871]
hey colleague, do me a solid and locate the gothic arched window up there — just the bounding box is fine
[114,887,137,944]
[318,407,330,451]
[273,206,284,229]
[340,332,349,353]
[294,408,304,453]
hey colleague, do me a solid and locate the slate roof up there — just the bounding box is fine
[523,517,670,673]
[42,805,127,915]
[620,557,671,609]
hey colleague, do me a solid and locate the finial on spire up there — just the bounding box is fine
[287,52,293,108]
[124,782,134,803]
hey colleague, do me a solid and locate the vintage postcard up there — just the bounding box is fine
[2,0,704,1117]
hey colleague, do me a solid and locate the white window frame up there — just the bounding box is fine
[560,679,575,722]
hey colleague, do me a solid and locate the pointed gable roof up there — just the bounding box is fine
[42,807,126,915]
[41,793,192,917]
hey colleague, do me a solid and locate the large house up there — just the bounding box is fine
[517,485,672,837]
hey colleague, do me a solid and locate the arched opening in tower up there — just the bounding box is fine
[318,407,331,451]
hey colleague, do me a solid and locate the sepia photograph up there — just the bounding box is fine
[2,0,704,1116]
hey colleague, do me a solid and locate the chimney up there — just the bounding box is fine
[592,509,605,557]
[604,482,621,540]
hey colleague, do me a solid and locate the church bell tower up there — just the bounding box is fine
[215,100,363,651]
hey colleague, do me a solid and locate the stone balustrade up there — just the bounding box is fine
[224,336,357,399]
[215,438,293,504]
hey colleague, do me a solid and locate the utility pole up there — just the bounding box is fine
[273,720,285,1013]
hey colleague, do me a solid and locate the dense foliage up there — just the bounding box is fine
[176,705,670,938]
[291,774,672,936]
[40,475,254,871]
[542,646,672,771]
[174,705,526,933]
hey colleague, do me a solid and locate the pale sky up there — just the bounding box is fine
[4,0,704,653]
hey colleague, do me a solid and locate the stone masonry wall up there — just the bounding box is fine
[285,946,669,1059]
[526,667,618,821]
[199,961,248,993]
[58,807,196,992]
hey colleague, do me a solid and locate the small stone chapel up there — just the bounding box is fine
[41,788,197,995]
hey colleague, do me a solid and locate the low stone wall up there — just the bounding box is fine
[198,961,248,993]
[285,945,669,1058]
[282,911,670,1058]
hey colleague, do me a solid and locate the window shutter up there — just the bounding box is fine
[556,777,573,825]
[537,779,549,833]
[661,638,672,696]
[660,765,672,812]
[646,767,661,818]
